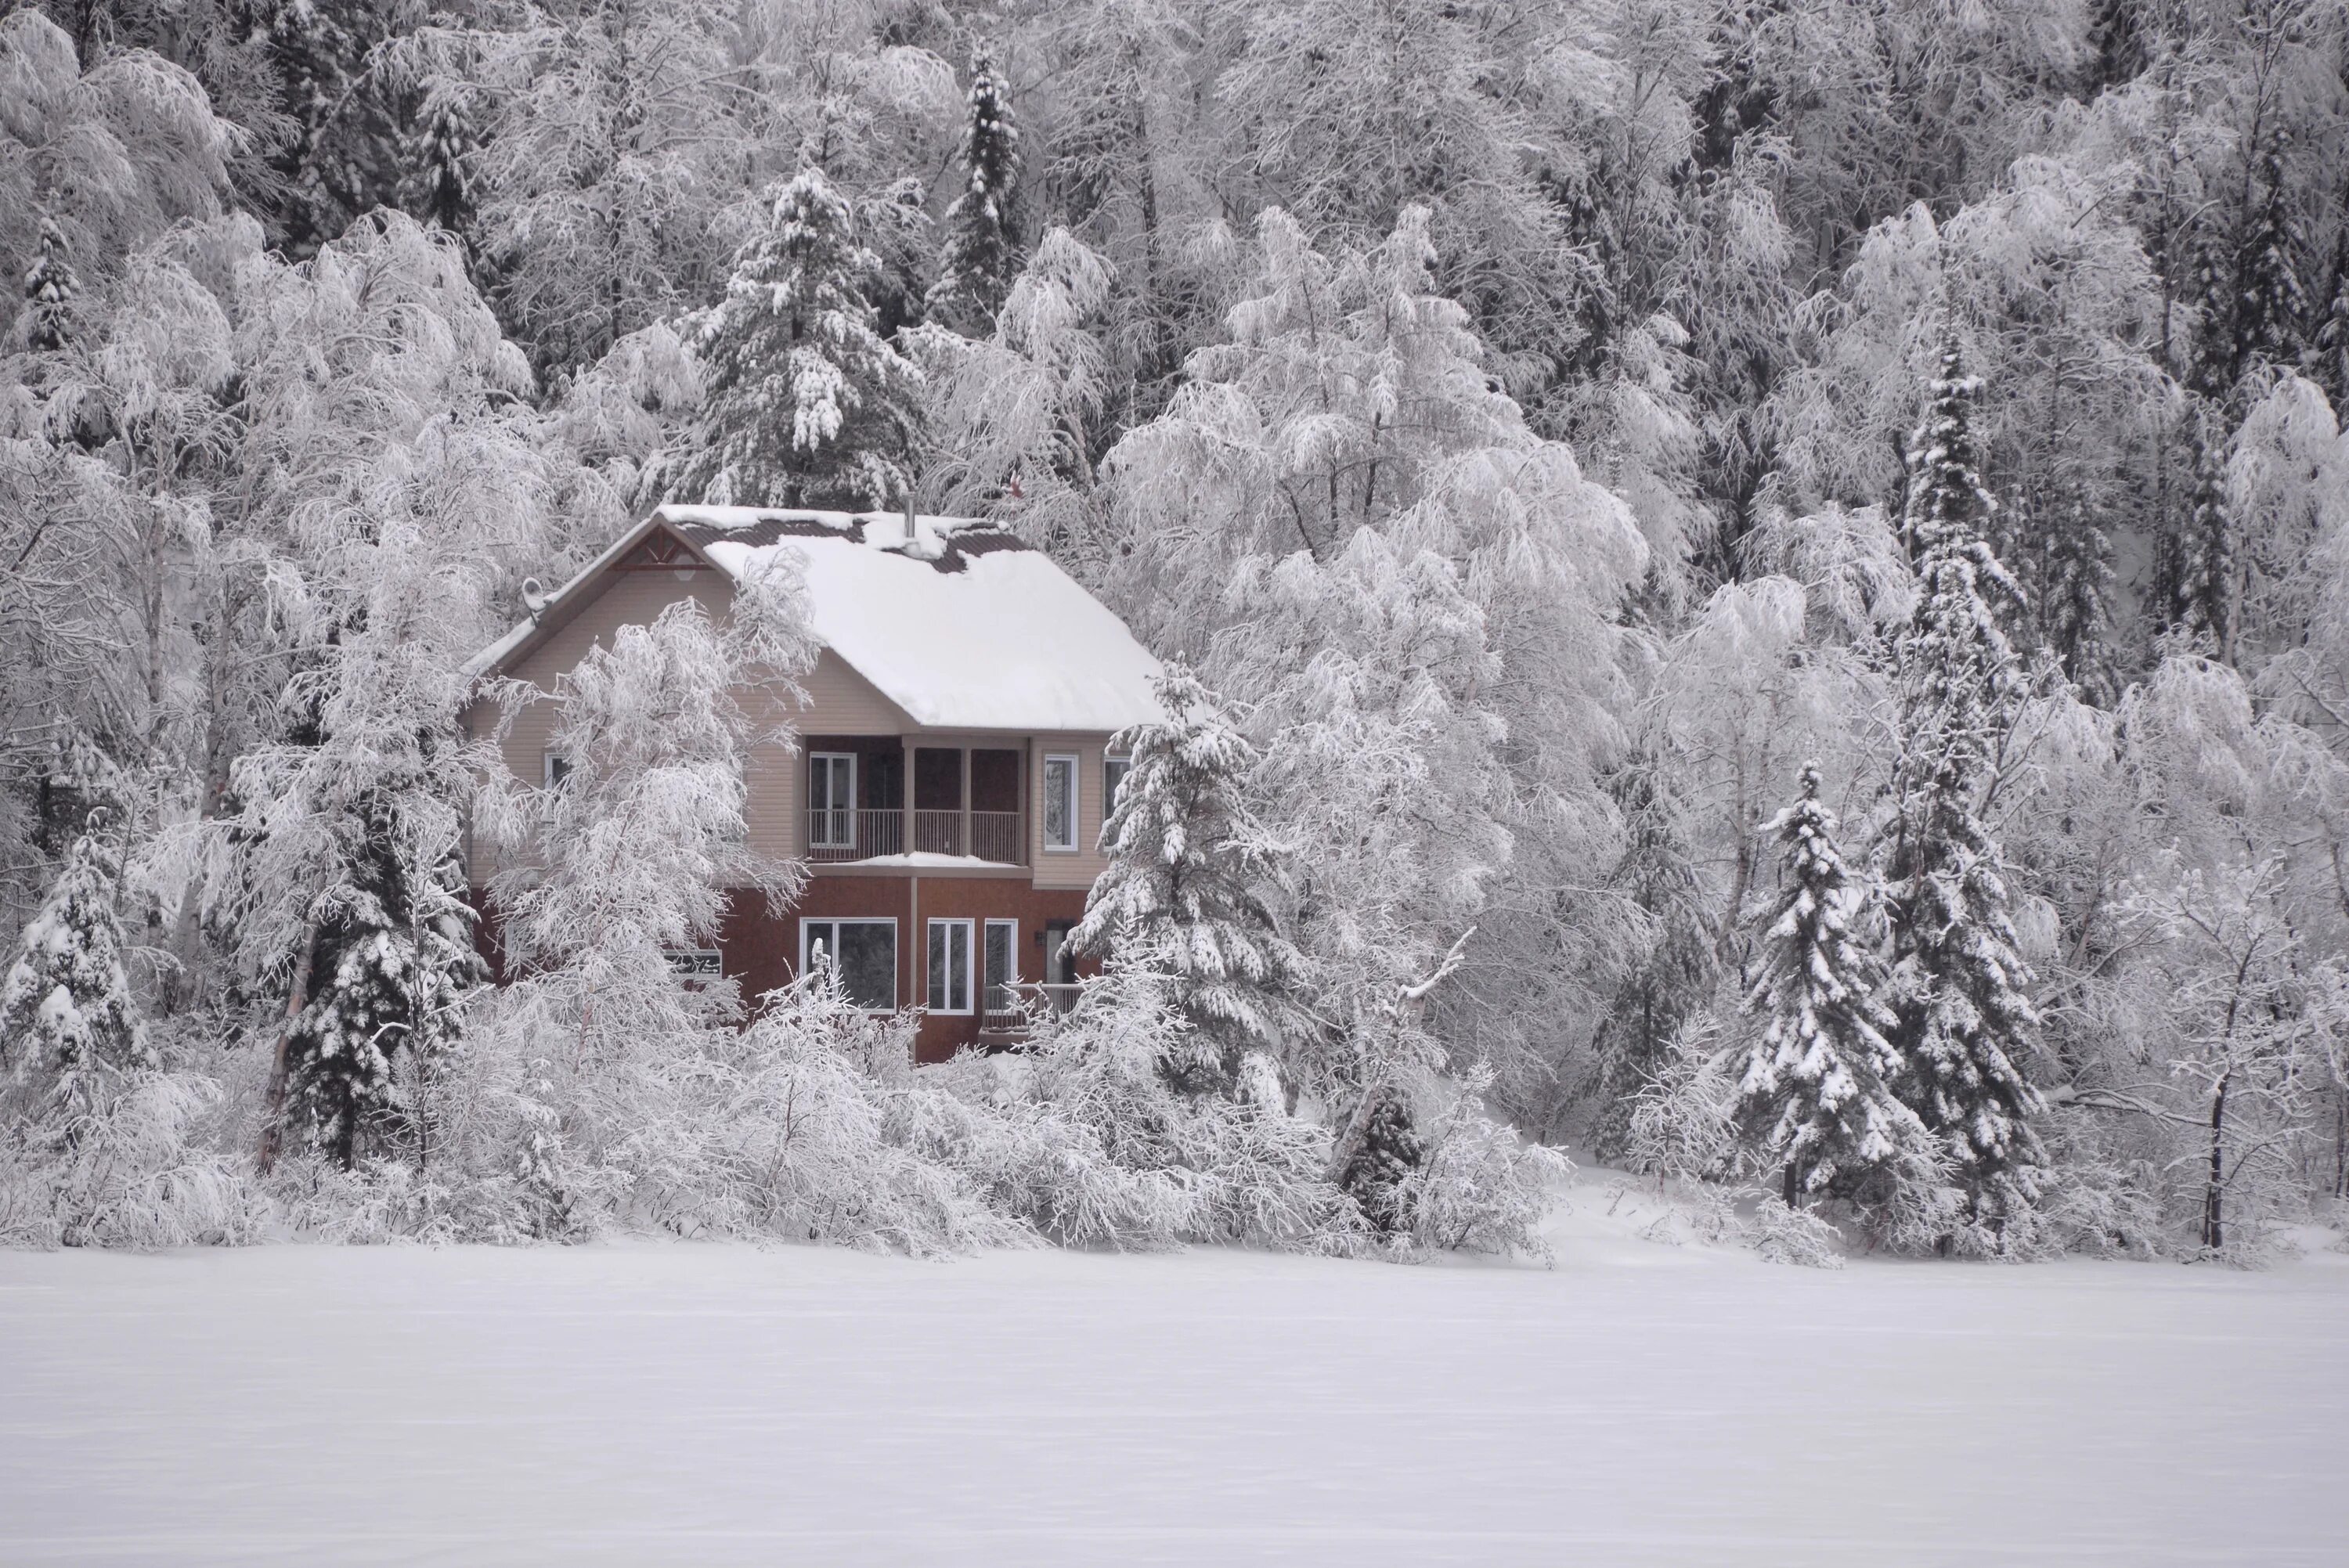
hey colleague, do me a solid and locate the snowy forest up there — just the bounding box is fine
[4,0,2349,1267]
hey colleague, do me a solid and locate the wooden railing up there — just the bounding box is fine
[810,807,1023,864]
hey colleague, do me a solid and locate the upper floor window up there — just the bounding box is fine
[810,752,857,849]
[1042,753,1078,852]
[543,752,573,790]
[1102,755,1132,824]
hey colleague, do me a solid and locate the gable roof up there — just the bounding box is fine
[470,505,1166,736]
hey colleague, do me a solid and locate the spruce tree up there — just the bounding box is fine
[2312,226,2349,414]
[0,825,152,1112]
[1589,762,1716,1161]
[400,84,475,240]
[2178,400,2236,659]
[1072,665,1304,1096]
[2231,130,2308,384]
[2044,488,2117,705]
[1879,341,2049,1232]
[21,214,78,352]
[1735,765,1939,1208]
[926,49,1024,335]
[677,168,925,510]
[284,800,485,1167]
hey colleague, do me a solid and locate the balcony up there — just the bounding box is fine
[808,808,1023,865]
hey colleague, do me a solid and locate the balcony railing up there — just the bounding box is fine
[807,808,1023,865]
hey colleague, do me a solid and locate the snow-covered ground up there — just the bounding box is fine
[3,1181,2343,1566]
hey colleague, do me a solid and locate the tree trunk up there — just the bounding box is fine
[2200,1069,2229,1253]
[257,920,322,1173]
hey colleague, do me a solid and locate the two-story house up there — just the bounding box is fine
[463,503,1164,1063]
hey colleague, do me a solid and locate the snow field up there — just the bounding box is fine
[2,1181,2343,1566]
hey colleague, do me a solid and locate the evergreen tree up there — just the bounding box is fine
[399,82,475,240]
[2312,225,2349,414]
[1879,341,2049,1233]
[677,168,925,510]
[20,214,78,352]
[2085,0,2150,92]
[2178,399,2237,659]
[2044,488,2118,704]
[1589,761,1716,1162]
[283,795,485,1168]
[2231,130,2308,384]
[926,49,1024,335]
[1336,1091,1423,1233]
[0,824,152,1112]
[261,0,402,258]
[1072,665,1304,1096]
[1735,764,1939,1208]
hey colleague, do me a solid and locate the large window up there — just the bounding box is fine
[1042,753,1078,852]
[927,918,972,1014]
[983,919,1018,1014]
[810,752,857,849]
[801,918,896,1011]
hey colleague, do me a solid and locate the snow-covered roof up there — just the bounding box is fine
[474,506,1166,736]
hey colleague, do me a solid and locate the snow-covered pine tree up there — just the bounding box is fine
[0,825,152,1112]
[262,0,401,258]
[676,168,925,510]
[1735,764,1940,1209]
[2230,129,2308,387]
[2044,488,2118,705]
[1879,340,2050,1235]
[2311,225,2349,415]
[1589,760,1716,1162]
[283,792,486,1168]
[21,214,77,351]
[925,49,1023,336]
[400,82,475,240]
[2178,399,2237,660]
[1071,665,1304,1096]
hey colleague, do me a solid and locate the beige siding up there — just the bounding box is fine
[1030,734,1113,890]
[799,647,907,735]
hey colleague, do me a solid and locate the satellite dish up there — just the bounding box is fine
[521,577,548,622]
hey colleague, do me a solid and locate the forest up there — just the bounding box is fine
[2,0,2348,1265]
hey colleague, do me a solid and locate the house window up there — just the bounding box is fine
[543,752,573,789]
[1043,753,1078,852]
[983,919,1018,1014]
[810,752,857,849]
[1102,755,1132,823]
[802,918,897,1011]
[664,949,722,980]
[927,918,972,1014]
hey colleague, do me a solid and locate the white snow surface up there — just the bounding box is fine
[678,505,1166,734]
[3,1181,2342,1566]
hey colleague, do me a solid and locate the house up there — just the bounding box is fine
[462,504,1164,1063]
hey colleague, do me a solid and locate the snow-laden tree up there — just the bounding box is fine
[1072,665,1304,1096]
[675,168,925,510]
[0,821,151,1111]
[1878,342,2050,1236]
[926,49,1023,335]
[489,562,817,1067]
[2115,860,2345,1256]
[1222,528,1511,1100]
[0,9,237,348]
[20,214,78,352]
[915,226,1114,538]
[1735,763,1944,1216]
[1587,759,1716,1162]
